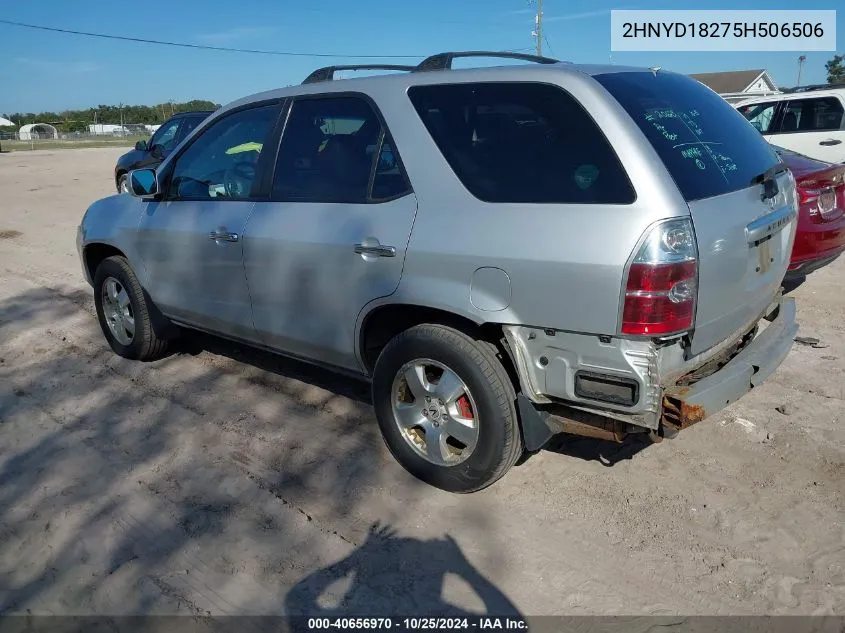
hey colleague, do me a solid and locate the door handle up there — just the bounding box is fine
[354,243,396,257]
[209,231,239,242]
[819,139,842,146]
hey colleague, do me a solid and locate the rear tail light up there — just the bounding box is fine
[621,218,698,336]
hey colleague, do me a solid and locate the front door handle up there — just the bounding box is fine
[354,243,396,257]
[209,231,239,242]
[819,139,842,146]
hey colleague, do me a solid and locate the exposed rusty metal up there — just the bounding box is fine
[544,405,628,443]
[661,393,706,432]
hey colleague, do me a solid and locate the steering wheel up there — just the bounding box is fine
[223,161,256,198]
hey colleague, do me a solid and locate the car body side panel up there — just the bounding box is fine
[359,70,690,338]
[133,199,259,342]
[244,194,419,372]
[77,195,148,280]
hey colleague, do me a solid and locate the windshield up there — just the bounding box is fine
[594,71,780,202]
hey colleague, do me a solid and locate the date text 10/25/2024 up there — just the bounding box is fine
[306,617,529,630]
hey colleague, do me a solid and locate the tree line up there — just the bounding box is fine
[1,100,220,132]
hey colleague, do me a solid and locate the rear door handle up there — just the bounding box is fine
[819,139,842,146]
[209,231,239,242]
[354,243,396,257]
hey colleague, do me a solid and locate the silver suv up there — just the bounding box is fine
[77,51,800,493]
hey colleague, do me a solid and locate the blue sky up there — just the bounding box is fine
[0,0,841,113]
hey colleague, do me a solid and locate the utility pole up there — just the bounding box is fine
[532,0,543,56]
[797,55,807,87]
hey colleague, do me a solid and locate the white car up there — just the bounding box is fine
[735,85,845,164]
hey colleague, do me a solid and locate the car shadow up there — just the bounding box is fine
[782,275,807,294]
[517,432,653,468]
[174,329,372,405]
[174,330,654,469]
[284,522,522,624]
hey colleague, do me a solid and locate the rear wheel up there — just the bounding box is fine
[372,324,522,493]
[93,256,170,361]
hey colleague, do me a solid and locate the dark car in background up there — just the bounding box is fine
[114,110,213,193]
[775,145,845,280]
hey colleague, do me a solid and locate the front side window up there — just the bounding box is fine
[168,104,280,200]
[777,97,844,133]
[737,101,778,134]
[273,96,408,203]
[408,82,635,204]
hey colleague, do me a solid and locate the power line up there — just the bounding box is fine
[0,19,422,59]
[543,35,555,58]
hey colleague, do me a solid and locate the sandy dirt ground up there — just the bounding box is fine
[0,148,843,617]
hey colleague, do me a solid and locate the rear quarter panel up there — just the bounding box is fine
[363,69,690,335]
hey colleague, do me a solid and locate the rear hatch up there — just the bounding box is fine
[595,71,797,356]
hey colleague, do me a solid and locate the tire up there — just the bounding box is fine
[372,324,523,493]
[93,255,170,361]
[117,173,128,194]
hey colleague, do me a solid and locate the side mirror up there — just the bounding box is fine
[128,169,159,199]
[135,139,148,151]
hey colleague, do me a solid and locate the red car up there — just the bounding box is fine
[775,145,845,280]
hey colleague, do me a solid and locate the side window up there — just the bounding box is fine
[372,137,411,200]
[150,119,181,152]
[168,104,280,200]
[408,82,635,204]
[737,101,778,134]
[273,96,408,203]
[778,97,845,133]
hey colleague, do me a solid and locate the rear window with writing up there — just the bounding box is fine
[595,71,779,202]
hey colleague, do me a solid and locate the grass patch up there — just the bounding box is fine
[1,136,148,152]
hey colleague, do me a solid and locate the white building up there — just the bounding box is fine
[18,123,59,140]
[89,124,126,135]
[689,69,780,104]
[0,116,15,127]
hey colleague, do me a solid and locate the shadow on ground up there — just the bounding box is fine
[0,285,516,616]
[176,330,371,405]
[542,433,653,467]
[285,522,522,622]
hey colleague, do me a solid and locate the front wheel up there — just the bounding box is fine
[93,255,171,361]
[117,173,129,194]
[372,324,523,493]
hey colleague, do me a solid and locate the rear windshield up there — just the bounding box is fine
[594,71,780,202]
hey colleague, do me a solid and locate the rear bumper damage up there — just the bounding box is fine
[659,296,797,435]
[508,296,798,450]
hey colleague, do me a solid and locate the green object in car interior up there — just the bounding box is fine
[226,141,263,155]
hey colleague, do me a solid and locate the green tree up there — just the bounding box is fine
[826,54,845,85]
[6,100,220,128]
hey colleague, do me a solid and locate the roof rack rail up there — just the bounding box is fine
[780,83,838,94]
[413,50,560,72]
[302,64,416,84]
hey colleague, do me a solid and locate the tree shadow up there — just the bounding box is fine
[0,284,389,614]
[284,522,521,623]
